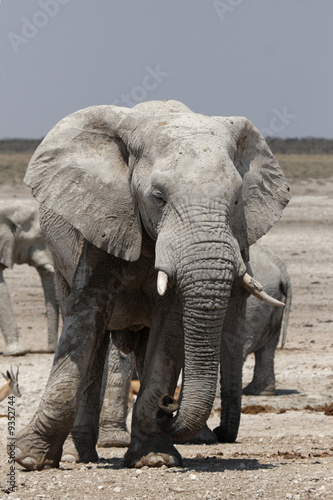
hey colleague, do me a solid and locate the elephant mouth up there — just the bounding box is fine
[157,268,284,308]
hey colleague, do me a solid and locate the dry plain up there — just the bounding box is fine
[0,177,332,500]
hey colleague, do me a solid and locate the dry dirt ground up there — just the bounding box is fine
[0,180,332,500]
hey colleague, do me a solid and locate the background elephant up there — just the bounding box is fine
[61,339,135,462]
[98,341,135,447]
[15,99,290,470]
[0,200,59,355]
[241,244,292,396]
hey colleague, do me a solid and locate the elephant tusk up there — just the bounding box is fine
[157,270,168,296]
[43,264,55,273]
[243,273,285,307]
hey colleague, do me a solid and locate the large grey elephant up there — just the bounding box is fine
[0,200,59,355]
[14,100,290,470]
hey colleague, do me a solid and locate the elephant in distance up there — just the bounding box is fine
[0,200,59,355]
[241,244,292,397]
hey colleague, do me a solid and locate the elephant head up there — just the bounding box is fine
[0,200,54,272]
[24,100,290,440]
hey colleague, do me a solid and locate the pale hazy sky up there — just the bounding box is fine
[0,0,332,138]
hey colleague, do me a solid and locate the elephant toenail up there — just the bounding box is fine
[61,454,76,463]
[21,457,38,470]
[148,455,164,467]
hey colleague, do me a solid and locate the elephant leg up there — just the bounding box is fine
[133,326,149,379]
[12,242,118,471]
[62,331,110,463]
[243,322,281,396]
[214,287,248,443]
[129,330,217,447]
[37,267,59,352]
[97,340,135,448]
[124,294,184,468]
[0,266,27,356]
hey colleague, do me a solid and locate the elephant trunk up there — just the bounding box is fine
[157,234,237,441]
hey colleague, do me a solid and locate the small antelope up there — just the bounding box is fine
[128,379,141,405]
[128,380,181,405]
[0,366,21,402]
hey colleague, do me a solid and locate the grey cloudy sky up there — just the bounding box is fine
[0,0,332,139]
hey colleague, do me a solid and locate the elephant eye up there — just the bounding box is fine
[152,191,166,208]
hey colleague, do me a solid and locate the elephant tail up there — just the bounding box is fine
[280,267,292,349]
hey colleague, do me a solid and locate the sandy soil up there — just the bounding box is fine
[0,179,332,499]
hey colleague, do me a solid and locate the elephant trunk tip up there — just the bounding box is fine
[157,393,179,419]
[156,393,180,436]
[156,393,208,442]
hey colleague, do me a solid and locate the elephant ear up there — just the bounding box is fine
[215,116,290,249]
[24,106,142,261]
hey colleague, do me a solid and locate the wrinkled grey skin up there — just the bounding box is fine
[199,243,292,443]
[15,100,290,470]
[89,244,292,448]
[0,201,59,355]
[98,342,135,447]
[62,341,134,462]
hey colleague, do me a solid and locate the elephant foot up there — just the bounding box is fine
[3,342,29,356]
[213,425,237,443]
[61,432,98,463]
[124,436,183,468]
[11,423,62,470]
[181,424,218,445]
[242,381,276,396]
[97,428,131,448]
